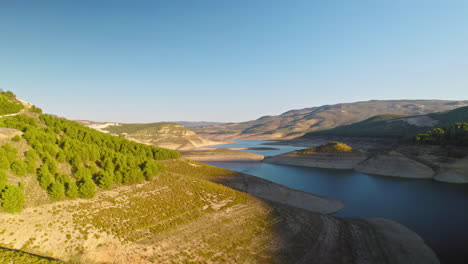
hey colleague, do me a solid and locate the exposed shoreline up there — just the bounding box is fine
[257,135,468,184]
[181,148,265,162]
[264,150,468,183]
[208,169,345,214]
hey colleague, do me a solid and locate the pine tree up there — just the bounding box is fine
[56,151,67,163]
[78,177,96,199]
[0,156,9,170]
[142,161,162,181]
[0,170,7,189]
[48,182,65,201]
[114,171,123,184]
[1,184,24,213]
[37,165,53,189]
[65,182,79,199]
[96,171,113,189]
[43,155,58,174]
[10,160,28,176]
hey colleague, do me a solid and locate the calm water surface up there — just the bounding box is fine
[207,140,468,264]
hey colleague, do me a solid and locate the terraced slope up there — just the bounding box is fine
[194,100,468,139]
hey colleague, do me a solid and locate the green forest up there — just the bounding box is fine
[0,110,180,213]
[0,91,24,115]
[413,123,468,146]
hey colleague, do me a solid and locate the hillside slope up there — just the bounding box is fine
[0,90,25,116]
[306,106,468,138]
[79,121,225,150]
[194,100,468,139]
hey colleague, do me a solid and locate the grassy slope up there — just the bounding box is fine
[194,100,468,138]
[307,106,468,138]
[0,159,323,263]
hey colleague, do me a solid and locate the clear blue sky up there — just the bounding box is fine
[1,0,467,122]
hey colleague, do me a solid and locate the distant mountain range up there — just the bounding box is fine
[193,100,468,139]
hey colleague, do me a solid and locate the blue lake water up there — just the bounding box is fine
[207,140,468,264]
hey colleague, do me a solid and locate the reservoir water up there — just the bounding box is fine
[206,140,468,264]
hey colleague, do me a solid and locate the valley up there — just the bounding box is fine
[0,91,440,263]
[4,2,467,263]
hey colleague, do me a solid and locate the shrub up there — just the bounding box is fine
[11,135,21,142]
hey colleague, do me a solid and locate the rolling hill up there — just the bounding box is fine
[80,121,226,150]
[306,106,468,138]
[193,100,468,139]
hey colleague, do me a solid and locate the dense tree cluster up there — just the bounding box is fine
[0,144,26,213]
[29,105,43,114]
[0,91,24,115]
[414,123,468,146]
[0,111,180,212]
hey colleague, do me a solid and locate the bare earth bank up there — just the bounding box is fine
[181,148,265,161]
[264,136,468,183]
